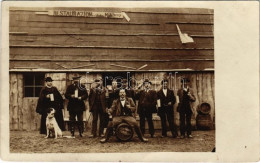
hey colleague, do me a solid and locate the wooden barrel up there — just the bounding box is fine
[197,103,211,115]
[115,123,134,141]
[196,114,213,130]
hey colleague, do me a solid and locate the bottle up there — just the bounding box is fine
[108,112,113,121]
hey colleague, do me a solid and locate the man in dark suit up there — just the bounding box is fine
[136,79,157,138]
[157,79,178,138]
[177,78,196,138]
[65,76,88,137]
[100,89,148,143]
[36,77,65,135]
[88,78,108,137]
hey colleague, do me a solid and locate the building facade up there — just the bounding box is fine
[9,7,214,131]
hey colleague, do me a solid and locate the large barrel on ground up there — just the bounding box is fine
[197,103,211,115]
[196,114,213,130]
[115,123,134,141]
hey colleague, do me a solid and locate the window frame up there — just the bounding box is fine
[23,73,45,98]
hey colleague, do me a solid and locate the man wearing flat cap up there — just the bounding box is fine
[157,79,178,138]
[88,77,108,137]
[177,78,196,138]
[136,79,157,138]
[36,77,65,135]
[65,76,88,137]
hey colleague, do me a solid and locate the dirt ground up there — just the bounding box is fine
[10,130,215,153]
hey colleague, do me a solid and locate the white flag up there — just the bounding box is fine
[176,24,194,44]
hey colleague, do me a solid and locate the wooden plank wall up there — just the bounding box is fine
[9,73,40,130]
[9,7,214,71]
[10,71,214,131]
[133,71,215,127]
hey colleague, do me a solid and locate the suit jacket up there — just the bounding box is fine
[65,84,88,112]
[89,87,107,113]
[110,97,136,117]
[36,86,64,115]
[136,89,157,114]
[177,88,196,113]
[157,88,176,114]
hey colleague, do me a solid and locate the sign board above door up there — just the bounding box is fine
[35,10,131,21]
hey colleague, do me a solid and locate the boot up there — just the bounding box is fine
[71,131,75,137]
[70,121,75,137]
[100,127,113,143]
[134,127,148,142]
[78,122,83,137]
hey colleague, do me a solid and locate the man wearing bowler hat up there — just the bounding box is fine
[36,77,65,135]
[65,76,88,137]
[136,79,157,138]
[177,77,196,138]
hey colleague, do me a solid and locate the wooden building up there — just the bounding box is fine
[9,7,214,131]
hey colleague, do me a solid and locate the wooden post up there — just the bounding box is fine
[17,74,23,130]
[11,74,19,130]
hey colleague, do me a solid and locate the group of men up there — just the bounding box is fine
[36,76,196,143]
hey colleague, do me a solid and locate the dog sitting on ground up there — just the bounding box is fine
[45,108,63,139]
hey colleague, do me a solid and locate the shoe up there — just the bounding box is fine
[100,134,105,137]
[188,135,192,138]
[71,132,75,137]
[142,138,148,142]
[151,134,156,138]
[79,133,83,137]
[100,138,107,143]
[180,135,185,139]
[161,135,167,138]
[172,133,178,138]
[89,134,96,138]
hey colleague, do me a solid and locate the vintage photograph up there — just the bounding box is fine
[9,6,215,153]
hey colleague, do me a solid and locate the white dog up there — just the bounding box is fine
[45,108,63,139]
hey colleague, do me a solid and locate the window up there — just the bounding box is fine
[24,73,45,97]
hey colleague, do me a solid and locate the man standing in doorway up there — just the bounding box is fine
[136,79,157,138]
[65,76,88,137]
[177,78,196,138]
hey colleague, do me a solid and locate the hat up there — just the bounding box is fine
[122,79,128,83]
[45,77,53,82]
[143,79,152,85]
[161,79,168,85]
[181,78,190,83]
[72,76,81,80]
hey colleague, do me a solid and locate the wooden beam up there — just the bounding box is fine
[137,64,148,70]
[10,45,214,50]
[166,22,213,25]
[9,32,28,35]
[9,32,214,38]
[9,68,214,72]
[110,63,137,70]
[17,20,160,25]
[55,63,68,69]
[10,58,214,62]
[70,64,95,69]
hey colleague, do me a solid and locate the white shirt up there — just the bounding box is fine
[121,100,126,107]
[163,89,167,97]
